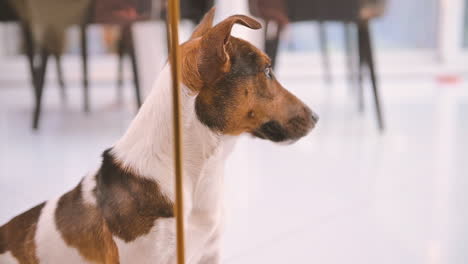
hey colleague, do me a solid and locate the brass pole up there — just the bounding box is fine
[167,0,185,263]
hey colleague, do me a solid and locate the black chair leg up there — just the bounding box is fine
[117,30,125,103]
[80,24,90,112]
[357,23,366,113]
[358,21,384,131]
[318,22,331,84]
[127,25,142,108]
[344,22,357,92]
[32,47,49,130]
[21,23,35,88]
[54,53,66,101]
[264,21,281,69]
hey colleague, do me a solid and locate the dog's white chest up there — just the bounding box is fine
[111,141,233,264]
[114,218,177,264]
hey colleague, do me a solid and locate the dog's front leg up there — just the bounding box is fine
[183,153,226,263]
[183,210,223,264]
[196,220,223,263]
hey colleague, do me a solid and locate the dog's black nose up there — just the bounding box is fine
[310,110,319,123]
[302,106,319,125]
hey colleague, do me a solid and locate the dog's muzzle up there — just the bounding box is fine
[252,109,318,143]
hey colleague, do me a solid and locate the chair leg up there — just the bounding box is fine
[21,23,35,88]
[358,21,384,131]
[116,30,125,103]
[54,53,66,101]
[264,21,281,69]
[32,47,49,130]
[357,23,366,113]
[127,25,142,108]
[80,24,90,112]
[344,22,357,92]
[318,22,332,84]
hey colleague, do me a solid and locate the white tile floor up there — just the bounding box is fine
[1,72,468,263]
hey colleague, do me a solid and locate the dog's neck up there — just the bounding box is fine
[112,64,235,201]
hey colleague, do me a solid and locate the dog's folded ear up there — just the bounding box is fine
[198,15,262,84]
[190,7,216,40]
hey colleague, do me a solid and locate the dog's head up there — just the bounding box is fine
[181,8,318,143]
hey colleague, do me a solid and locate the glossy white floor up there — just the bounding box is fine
[1,69,467,264]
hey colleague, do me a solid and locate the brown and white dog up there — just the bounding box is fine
[0,8,318,264]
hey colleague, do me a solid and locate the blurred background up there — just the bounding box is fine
[1,0,467,263]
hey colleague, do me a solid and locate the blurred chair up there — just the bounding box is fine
[179,0,214,24]
[249,0,387,131]
[7,0,215,130]
[9,0,149,129]
[1,0,68,115]
[246,0,332,83]
[81,0,157,112]
[7,0,91,129]
[8,0,158,129]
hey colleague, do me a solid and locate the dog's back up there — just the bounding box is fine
[0,203,45,263]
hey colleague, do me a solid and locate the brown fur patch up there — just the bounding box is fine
[181,39,204,92]
[0,203,45,263]
[194,36,280,134]
[95,149,174,242]
[56,149,174,260]
[55,182,119,264]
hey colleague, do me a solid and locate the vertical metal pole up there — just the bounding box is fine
[167,0,185,263]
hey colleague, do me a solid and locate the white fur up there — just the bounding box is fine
[81,170,98,206]
[112,64,236,263]
[114,218,176,264]
[0,251,19,264]
[35,198,92,263]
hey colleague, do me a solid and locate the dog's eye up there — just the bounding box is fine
[264,67,272,79]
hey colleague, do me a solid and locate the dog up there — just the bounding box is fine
[0,8,318,264]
